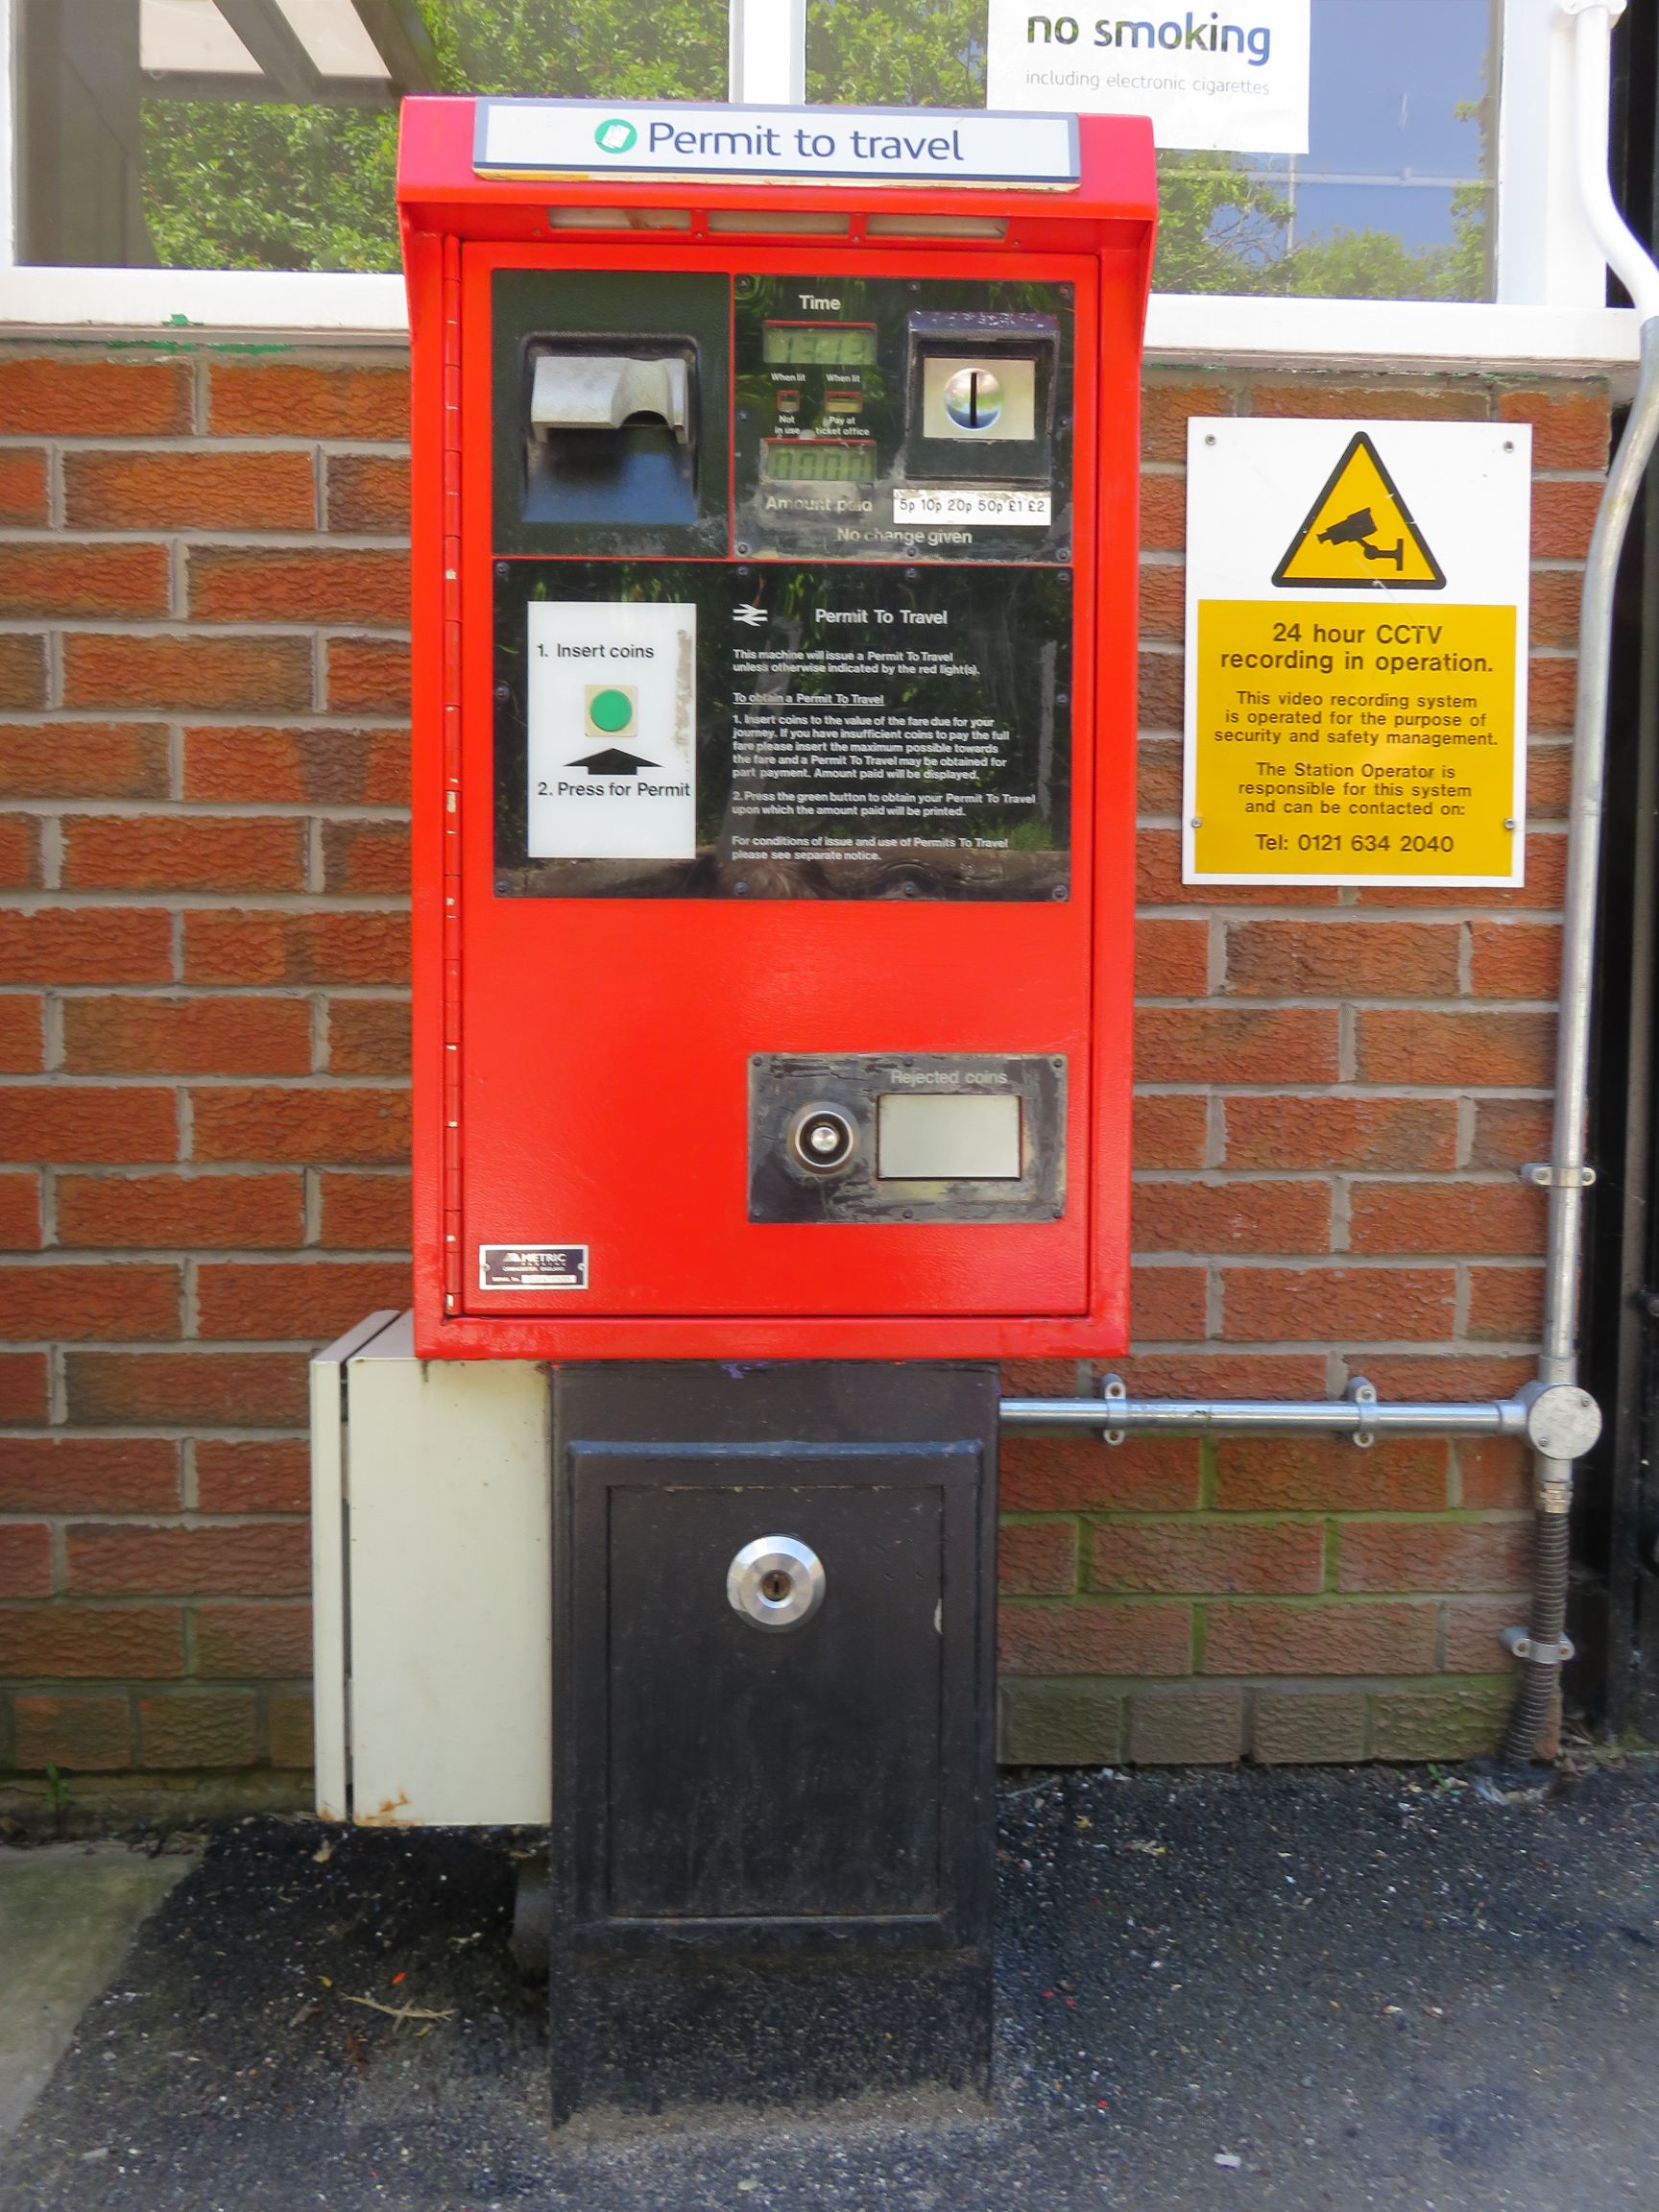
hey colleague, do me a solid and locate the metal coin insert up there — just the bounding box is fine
[727,1534,827,1630]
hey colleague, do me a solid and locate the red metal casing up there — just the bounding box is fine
[397,98,1155,1358]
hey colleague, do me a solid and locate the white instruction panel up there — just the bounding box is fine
[525,599,696,859]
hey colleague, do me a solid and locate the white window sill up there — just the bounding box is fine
[0,263,1641,375]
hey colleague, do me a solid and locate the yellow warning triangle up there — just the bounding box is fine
[1272,431,1446,591]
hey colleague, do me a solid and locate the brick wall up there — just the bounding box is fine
[0,341,1605,1792]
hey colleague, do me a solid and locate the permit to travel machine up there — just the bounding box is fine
[316,96,1155,2122]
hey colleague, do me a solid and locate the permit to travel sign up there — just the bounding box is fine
[1182,420,1533,888]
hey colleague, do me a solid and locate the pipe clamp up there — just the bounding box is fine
[1502,1627,1575,1667]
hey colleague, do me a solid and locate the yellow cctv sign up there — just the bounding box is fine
[1184,421,1531,888]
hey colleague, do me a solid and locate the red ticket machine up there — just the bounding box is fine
[398,98,1155,1362]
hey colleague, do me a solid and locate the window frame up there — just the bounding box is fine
[0,0,1640,367]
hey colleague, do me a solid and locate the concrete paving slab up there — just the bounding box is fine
[0,1844,192,2145]
[2,1767,1658,2210]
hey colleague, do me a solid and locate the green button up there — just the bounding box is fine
[589,687,634,733]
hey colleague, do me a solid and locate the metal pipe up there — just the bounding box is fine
[999,1395,1529,1439]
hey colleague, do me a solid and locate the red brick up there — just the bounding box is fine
[194,1602,312,1678]
[183,725,409,805]
[321,819,409,895]
[1444,1597,1523,1673]
[1091,1519,1322,1595]
[195,1438,309,1514]
[1138,1007,1339,1085]
[0,1169,40,1247]
[1138,650,1182,731]
[1203,1599,1437,1675]
[1139,825,1340,906]
[0,1438,179,1513]
[1105,1351,1330,1397]
[0,1524,51,1596]
[0,814,40,887]
[1139,469,1185,551]
[1224,1094,1456,1172]
[1130,1263,1207,1340]
[0,1085,178,1165]
[325,452,411,533]
[1143,381,1223,462]
[57,1171,305,1251]
[325,637,409,713]
[64,447,315,531]
[183,909,409,987]
[0,907,174,985]
[1527,745,1574,819]
[1529,570,1580,651]
[0,1604,181,1678]
[1357,1010,1555,1088]
[61,813,305,894]
[0,355,190,437]
[63,635,312,714]
[1128,1685,1244,1762]
[999,1599,1191,1675]
[1226,920,1458,998]
[1001,1358,1085,1394]
[0,543,168,620]
[1354,829,1566,913]
[0,637,47,709]
[0,1262,180,1340]
[1528,658,1576,736]
[269,1690,314,1767]
[1357,1352,1534,1399]
[315,1169,410,1250]
[325,998,409,1075]
[1469,922,1560,998]
[1214,1434,1449,1512]
[1458,1437,1532,1510]
[0,1351,49,1420]
[1138,735,1183,814]
[1469,1098,1552,1171]
[1133,1094,1207,1169]
[139,1691,258,1767]
[0,721,169,800]
[1529,477,1601,560]
[1223,1264,1453,1340]
[1339,1518,1530,1594]
[1251,379,1487,421]
[207,360,409,440]
[1134,1177,1330,1254]
[1467,1264,1545,1340]
[195,1259,411,1340]
[0,995,43,1070]
[67,1522,310,1597]
[0,447,48,524]
[61,996,312,1077]
[1500,385,1610,469]
[1347,1181,1546,1258]
[190,1085,410,1166]
[191,546,408,629]
[64,1349,309,1427]
[999,1521,1077,1595]
[12,1694,132,1771]
[1136,917,1209,997]
[1001,1431,1201,1513]
[1139,562,1184,642]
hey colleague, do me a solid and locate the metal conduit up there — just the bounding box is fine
[992,0,1659,1767]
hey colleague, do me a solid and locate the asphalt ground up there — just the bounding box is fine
[3,1762,1658,2211]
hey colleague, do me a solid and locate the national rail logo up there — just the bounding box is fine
[594,117,638,153]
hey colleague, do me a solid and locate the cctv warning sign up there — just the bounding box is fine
[1183,421,1532,888]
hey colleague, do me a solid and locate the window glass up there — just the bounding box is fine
[808,0,1499,302]
[14,0,729,273]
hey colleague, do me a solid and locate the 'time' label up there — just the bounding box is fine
[525,599,696,859]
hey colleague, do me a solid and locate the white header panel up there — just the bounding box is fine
[473,100,1080,187]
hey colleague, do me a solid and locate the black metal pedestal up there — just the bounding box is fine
[546,1360,998,2122]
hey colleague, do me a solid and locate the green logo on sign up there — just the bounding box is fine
[594,117,637,154]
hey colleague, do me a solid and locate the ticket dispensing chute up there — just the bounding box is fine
[367,99,1155,2119]
[398,98,1156,1363]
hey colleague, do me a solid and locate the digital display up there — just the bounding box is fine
[763,323,878,366]
[763,441,877,482]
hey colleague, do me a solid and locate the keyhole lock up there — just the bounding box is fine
[788,1104,856,1175]
[728,1536,826,1632]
